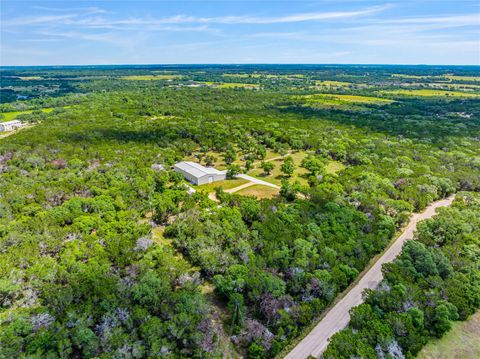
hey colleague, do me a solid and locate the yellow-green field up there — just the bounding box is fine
[1,108,55,122]
[382,89,480,98]
[427,82,480,90]
[120,75,182,80]
[444,75,480,82]
[236,184,279,199]
[418,312,480,359]
[392,73,480,83]
[325,160,346,175]
[298,94,394,108]
[18,76,44,80]
[196,178,249,194]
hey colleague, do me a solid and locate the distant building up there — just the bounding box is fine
[0,120,24,132]
[174,161,227,185]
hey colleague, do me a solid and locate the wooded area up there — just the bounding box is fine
[0,65,479,358]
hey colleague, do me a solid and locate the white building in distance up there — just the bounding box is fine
[174,161,227,185]
[0,120,24,132]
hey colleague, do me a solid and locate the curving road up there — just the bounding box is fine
[284,195,456,359]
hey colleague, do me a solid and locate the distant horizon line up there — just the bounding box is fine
[1,63,479,68]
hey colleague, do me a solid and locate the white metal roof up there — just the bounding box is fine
[1,120,22,125]
[174,161,226,178]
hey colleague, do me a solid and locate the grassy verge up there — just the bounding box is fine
[418,311,480,359]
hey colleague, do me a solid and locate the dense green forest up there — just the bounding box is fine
[0,65,479,358]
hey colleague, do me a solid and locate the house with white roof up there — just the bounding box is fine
[0,120,24,132]
[173,161,227,185]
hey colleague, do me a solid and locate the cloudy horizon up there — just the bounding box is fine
[1,0,479,66]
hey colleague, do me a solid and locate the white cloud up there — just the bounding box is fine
[170,5,389,24]
[380,14,480,25]
[3,5,390,28]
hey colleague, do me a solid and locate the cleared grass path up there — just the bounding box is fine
[284,195,456,359]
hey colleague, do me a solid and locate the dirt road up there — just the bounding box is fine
[284,195,455,359]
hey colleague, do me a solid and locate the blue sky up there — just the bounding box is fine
[1,0,479,65]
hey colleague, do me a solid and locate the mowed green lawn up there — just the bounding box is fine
[196,178,248,194]
[418,312,480,359]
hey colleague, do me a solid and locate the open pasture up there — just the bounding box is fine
[444,75,480,82]
[382,89,480,98]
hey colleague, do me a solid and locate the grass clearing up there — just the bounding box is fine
[427,82,480,90]
[392,74,480,83]
[248,151,309,186]
[236,184,279,199]
[444,75,480,82]
[418,311,480,359]
[196,178,249,194]
[1,108,55,122]
[382,89,480,98]
[325,160,345,175]
[18,76,44,80]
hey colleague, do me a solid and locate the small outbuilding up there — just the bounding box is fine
[0,120,24,132]
[174,161,227,185]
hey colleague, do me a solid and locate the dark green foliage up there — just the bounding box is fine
[280,156,295,177]
[1,66,479,358]
[261,161,274,175]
